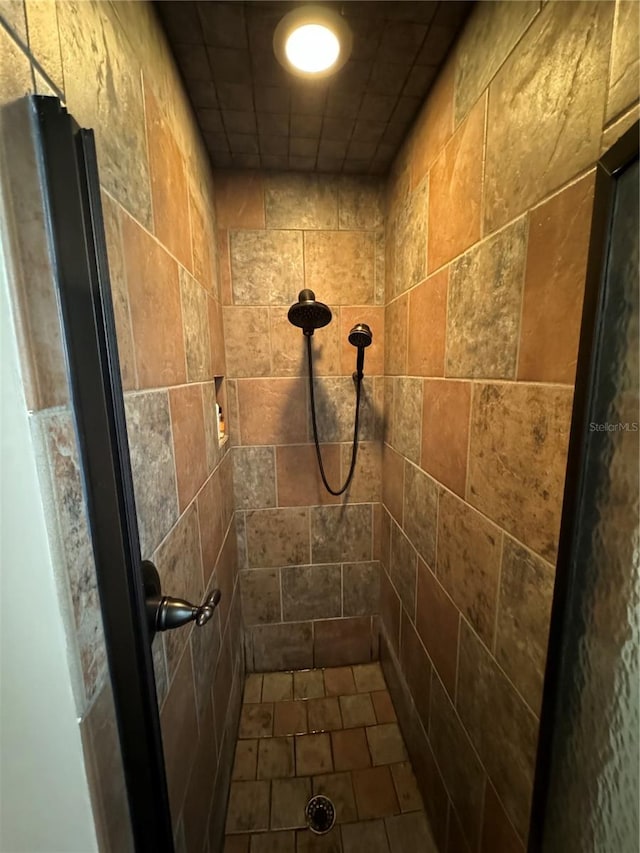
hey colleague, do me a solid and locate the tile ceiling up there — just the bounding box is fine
[156,1,472,174]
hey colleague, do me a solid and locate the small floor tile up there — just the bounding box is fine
[233,739,258,781]
[353,663,386,693]
[251,829,296,853]
[244,674,263,704]
[239,704,275,739]
[226,780,270,833]
[258,737,295,780]
[331,728,371,772]
[341,820,390,853]
[296,828,343,852]
[339,694,376,729]
[295,733,333,776]
[274,701,308,736]
[352,766,400,820]
[371,691,397,724]
[385,812,437,853]
[307,697,342,732]
[271,777,311,830]
[263,672,294,702]
[324,667,356,696]
[390,763,423,813]
[366,724,407,766]
[312,772,357,824]
[294,669,325,700]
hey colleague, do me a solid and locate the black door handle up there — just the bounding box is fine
[142,560,221,639]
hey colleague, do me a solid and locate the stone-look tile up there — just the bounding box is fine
[190,593,221,718]
[496,538,555,714]
[403,463,437,569]
[429,675,485,850]
[366,724,407,766]
[602,99,640,157]
[238,703,274,739]
[385,812,437,853]
[484,1,614,232]
[389,522,417,620]
[380,569,401,656]
[310,504,372,564]
[481,782,525,853]
[223,306,271,378]
[246,507,309,568]
[233,739,258,781]
[169,384,208,512]
[342,442,381,504]
[446,218,527,379]
[372,692,397,725]
[382,444,404,525]
[294,670,325,700]
[343,562,380,618]
[81,681,134,852]
[341,820,389,853]
[453,1,539,125]
[197,471,223,583]
[606,0,639,123]
[121,214,185,388]
[324,667,356,697]
[190,189,216,295]
[305,232,376,306]
[309,377,377,444]
[225,836,250,853]
[160,645,199,820]
[203,382,222,474]
[183,697,218,851]
[518,173,595,384]
[390,763,422,813]
[353,766,400,820]
[313,772,358,824]
[244,674,263,704]
[353,662,386,693]
[236,378,308,445]
[393,378,422,464]
[265,173,338,229]
[274,701,308,737]
[421,380,471,498]
[315,618,373,668]
[385,295,408,376]
[215,172,265,229]
[179,268,210,382]
[0,0,26,39]
[58,0,152,227]
[240,569,281,626]
[340,694,377,729]
[338,176,384,230]
[125,391,178,558]
[332,728,372,772]
[415,558,459,698]
[252,622,314,671]
[436,489,501,647]
[271,777,312,830]
[216,524,238,632]
[407,270,447,377]
[251,831,295,853]
[226,780,270,833]
[399,612,431,731]
[262,673,293,702]
[468,383,573,561]
[154,504,204,675]
[233,446,276,510]
[230,230,303,305]
[447,808,472,853]
[218,229,232,304]
[458,624,538,840]
[272,305,342,377]
[276,444,341,507]
[296,828,342,852]
[296,733,333,776]
[340,306,384,376]
[374,231,385,306]
[282,564,342,622]
[394,179,428,297]
[144,85,191,269]
[257,737,295,780]
[307,697,342,732]
[411,60,454,188]
[101,194,136,391]
[428,95,485,273]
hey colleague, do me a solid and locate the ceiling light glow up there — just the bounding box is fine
[285,24,340,73]
[274,5,352,79]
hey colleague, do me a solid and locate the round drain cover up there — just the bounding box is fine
[305,795,336,835]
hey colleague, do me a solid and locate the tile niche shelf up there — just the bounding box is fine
[214,375,228,447]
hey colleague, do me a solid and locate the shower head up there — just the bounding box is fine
[348,323,373,348]
[288,289,332,336]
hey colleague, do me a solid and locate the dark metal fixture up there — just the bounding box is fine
[143,561,221,639]
[306,795,336,834]
[288,291,373,495]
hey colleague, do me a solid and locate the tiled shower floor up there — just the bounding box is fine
[224,663,437,852]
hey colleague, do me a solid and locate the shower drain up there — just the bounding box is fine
[305,795,336,835]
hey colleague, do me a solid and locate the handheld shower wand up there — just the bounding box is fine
[288,291,373,496]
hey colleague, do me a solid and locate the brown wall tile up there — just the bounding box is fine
[122,214,186,388]
[340,306,384,375]
[240,569,281,625]
[606,0,639,123]
[343,561,380,618]
[276,444,341,507]
[265,173,338,229]
[380,567,401,655]
[197,472,224,585]
[208,295,226,375]
[251,622,314,671]
[215,171,265,228]
[484,1,614,232]
[180,268,211,382]
[223,306,271,378]
[428,95,485,273]
[457,622,538,840]
[394,179,428,296]
[190,189,216,295]
[407,269,448,377]
[446,218,527,380]
[230,230,303,305]
[236,378,308,445]
[481,781,525,853]
[416,560,459,700]
[282,564,342,622]
[182,697,218,850]
[314,617,373,667]
[403,462,438,570]
[421,379,471,498]
[246,507,310,568]
[390,520,417,619]
[468,383,573,561]
[393,377,423,465]
[304,231,375,305]
[169,384,208,512]
[399,611,431,731]
[436,489,501,648]
[310,504,373,564]
[411,60,454,188]
[518,173,595,384]
[382,443,404,526]
[385,295,408,376]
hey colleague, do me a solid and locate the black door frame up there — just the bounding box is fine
[528,120,639,850]
[32,96,174,851]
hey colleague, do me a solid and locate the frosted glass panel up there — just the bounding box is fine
[544,159,639,853]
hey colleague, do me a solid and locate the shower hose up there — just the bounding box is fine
[306,334,362,496]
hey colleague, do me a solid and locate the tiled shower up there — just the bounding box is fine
[0,1,637,852]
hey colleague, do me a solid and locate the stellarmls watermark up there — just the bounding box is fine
[589,422,639,432]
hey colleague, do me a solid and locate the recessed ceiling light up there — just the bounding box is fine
[273,5,353,79]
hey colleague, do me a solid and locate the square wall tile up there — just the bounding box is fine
[343,562,380,618]
[311,504,372,564]
[402,463,437,569]
[421,379,471,498]
[305,231,376,305]
[169,385,208,512]
[415,561,459,701]
[233,446,276,510]
[246,507,309,568]
[276,444,341,507]
[230,230,303,305]
[282,564,342,621]
[223,306,271,378]
[251,622,314,672]
[236,378,308,445]
[240,569,281,626]
[407,269,448,377]
[315,618,373,668]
